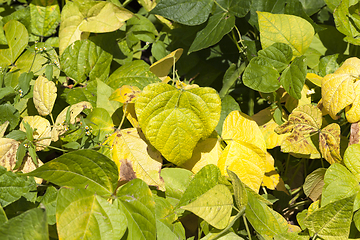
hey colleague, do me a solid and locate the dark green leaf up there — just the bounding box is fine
[298,0,326,16]
[18,72,34,96]
[0,87,15,100]
[280,56,307,99]
[215,95,241,135]
[5,130,27,141]
[258,43,293,72]
[0,104,20,131]
[217,0,252,17]
[15,143,27,170]
[38,186,57,225]
[62,141,80,150]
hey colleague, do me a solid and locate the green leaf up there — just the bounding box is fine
[189,11,235,53]
[242,57,281,93]
[57,188,127,240]
[127,14,158,43]
[85,108,115,142]
[30,0,61,37]
[0,166,36,207]
[60,39,112,83]
[344,143,360,182]
[217,0,252,18]
[298,0,326,16]
[116,178,156,240]
[135,83,221,165]
[245,189,288,238]
[96,80,121,116]
[64,80,97,107]
[160,168,193,207]
[181,184,233,229]
[227,169,247,211]
[151,0,213,26]
[3,20,28,64]
[0,104,20,131]
[280,56,307,99]
[105,60,160,90]
[26,149,118,196]
[215,95,240,135]
[18,72,34,96]
[0,87,15,100]
[258,43,293,72]
[0,208,48,239]
[219,63,246,99]
[0,205,7,225]
[303,168,326,202]
[304,195,355,240]
[38,186,57,225]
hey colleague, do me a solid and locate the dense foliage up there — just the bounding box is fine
[1,0,360,239]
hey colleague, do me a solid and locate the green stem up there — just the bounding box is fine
[243,214,252,240]
[248,90,254,116]
[213,0,228,12]
[122,0,132,7]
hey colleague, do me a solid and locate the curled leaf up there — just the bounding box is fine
[20,116,52,151]
[33,76,57,116]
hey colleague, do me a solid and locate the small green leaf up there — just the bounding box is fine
[280,56,307,99]
[127,14,158,43]
[0,103,20,131]
[182,184,233,229]
[258,43,293,72]
[26,149,118,196]
[217,0,252,18]
[151,0,213,26]
[242,57,281,93]
[216,95,241,135]
[57,188,127,240]
[30,0,61,37]
[39,185,57,225]
[0,208,48,239]
[65,80,97,107]
[189,11,235,53]
[85,108,115,142]
[116,178,156,240]
[60,39,112,83]
[15,142,27,169]
[18,72,34,96]
[304,195,355,239]
[0,87,15,100]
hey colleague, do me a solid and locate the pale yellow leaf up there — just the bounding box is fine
[260,119,290,149]
[20,116,51,151]
[346,81,360,123]
[33,75,57,116]
[0,121,9,138]
[181,138,222,173]
[109,85,141,103]
[150,48,183,79]
[107,128,165,190]
[218,141,266,192]
[262,152,280,190]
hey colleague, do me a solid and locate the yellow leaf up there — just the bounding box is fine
[33,75,57,116]
[109,85,141,103]
[181,138,222,173]
[322,57,360,119]
[346,81,360,123]
[222,111,266,152]
[124,103,139,128]
[52,101,93,141]
[150,48,183,80]
[175,80,199,90]
[20,116,51,151]
[306,73,322,87]
[257,11,314,57]
[107,128,165,190]
[319,123,342,164]
[0,121,9,138]
[262,152,281,190]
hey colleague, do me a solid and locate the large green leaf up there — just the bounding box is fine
[116,178,156,240]
[30,0,60,37]
[57,188,127,240]
[60,39,112,83]
[0,166,36,207]
[0,205,7,225]
[217,0,252,17]
[0,208,48,239]
[344,143,360,181]
[280,56,307,99]
[182,184,233,229]
[258,43,293,72]
[304,195,355,240]
[151,0,213,26]
[135,83,221,165]
[242,57,281,93]
[189,11,235,53]
[26,149,118,196]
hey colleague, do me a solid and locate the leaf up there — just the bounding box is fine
[321,57,359,120]
[258,42,293,72]
[227,169,247,210]
[303,168,326,201]
[215,95,240,135]
[149,48,183,80]
[0,208,48,239]
[0,205,6,225]
[344,144,360,182]
[262,152,281,190]
[60,39,112,83]
[30,0,61,37]
[3,20,28,64]
[39,185,57,225]
[280,56,307,99]
[26,149,118,196]
[0,104,20,131]
[242,57,281,93]
[96,79,121,116]
[217,0,252,18]
[106,60,160,90]
[57,188,127,240]
[304,195,355,240]
[245,189,288,239]
[84,108,114,142]
[0,121,9,138]
[135,82,221,165]
[319,123,342,164]
[116,178,156,240]
[20,116,51,151]
[33,75,57,116]
[0,166,36,207]
[150,0,214,26]
[346,80,360,123]
[181,184,233,229]
[349,122,360,145]
[306,73,322,87]
[106,128,165,190]
[257,11,314,57]
[181,138,222,174]
[189,11,235,53]
[109,85,141,103]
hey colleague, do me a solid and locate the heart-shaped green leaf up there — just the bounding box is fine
[30,0,61,37]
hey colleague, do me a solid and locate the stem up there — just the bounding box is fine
[243,214,252,240]
[29,50,37,73]
[213,0,228,12]
[122,0,132,7]
[248,90,254,116]
[118,104,128,130]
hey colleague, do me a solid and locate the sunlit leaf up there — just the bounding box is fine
[345,80,360,123]
[306,73,322,87]
[96,79,121,116]
[30,0,61,37]
[344,144,360,182]
[109,85,141,103]
[150,48,183,80]
[280,56,307,99]
[106,128,165,190]
[84,108,115,142]
[33,75,57,116]
[303,168,326,201]
[2,20,28,65]
[227,169,247,210]
[20,116,51,151]
[0,121,9,138]
[258,42,293,72]
[262,152,281,190]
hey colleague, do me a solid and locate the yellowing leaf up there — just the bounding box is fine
[346,81,360,123]
[261,119,290,149]
[20,116,52,151]
[262,152,281,190]
[0,121,9,138]
[109,85,141,103]
[124,103,139,128]
[257,11,314,57]
[33,75,57,116]
[149,48,183,80]
[106,128,164,190]
[306,73,322,87]
[319,123,342,164]
[322,57,360,119]
[181,138,222,174]
[52,101,92,141]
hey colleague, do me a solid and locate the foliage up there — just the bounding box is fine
[1,0,360,239]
